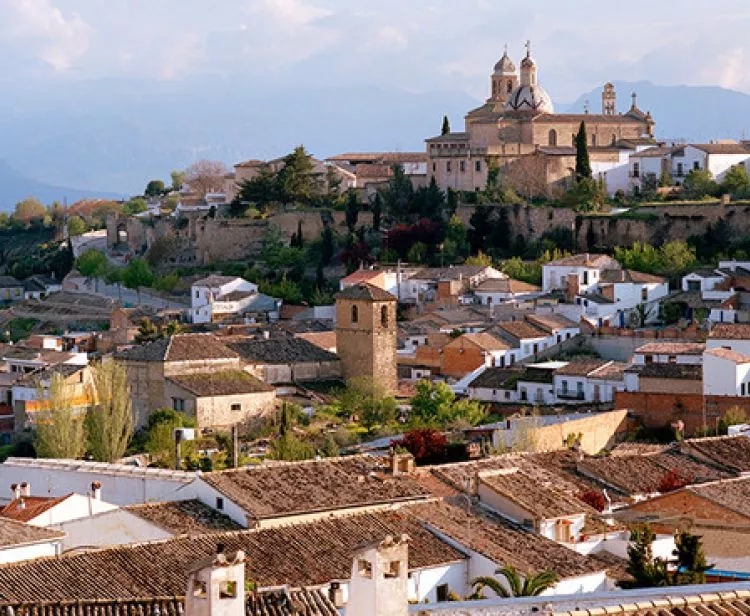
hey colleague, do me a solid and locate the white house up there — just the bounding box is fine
[189,275,259,324]
[0,517,63,564]
[400,265,505,304]
[542,253,620,295]
[674,144,750,183]
[474,278,541,305]
[702,348,750,398]
[632,342,705,366]
[707,323,750,356]
[553,360,626,404]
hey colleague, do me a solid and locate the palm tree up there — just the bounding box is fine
[471,565,559,599]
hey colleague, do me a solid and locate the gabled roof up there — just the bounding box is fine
[192,274,243,288]
[709,323,750,340]
[525,313,579,333]
[409,265,499,282]
[493,320,547,341]
[689,143,750,155]
[0,276,22,288]
[0,495,72,523]
[544,253,617,268]
[226,337,338,364]
[625,363,702,380]
[334,283,396,302]
[166,371,274,397]
[340,269,383,284]
[682,435,750,473]
[115,334,239,362]
[474,278,540,294]
[468,367,520,389]
[554,359,611,377]
[599,269,666,284]
[635,342,705,355]
[450,332,509,352]
[704,347,750,364]
[690,476,750,518]
[0,516,64,548]
[124,500,242,534]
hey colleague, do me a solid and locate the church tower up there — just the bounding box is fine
[489,44,517,104]
[519,40,537,86]
[602,83,616,115]
[335,283,397,393]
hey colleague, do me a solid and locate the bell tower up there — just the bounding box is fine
[335,283,397,393]
[489,44,517,104]
[519,40,537,87]
[602,82,616,115]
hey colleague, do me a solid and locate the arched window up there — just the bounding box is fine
[548,129,557,146]
[351,305,358,324]
[591,134,597,147]
[611,133,617,145]
[380,305,389,328]
[506,80,513,94]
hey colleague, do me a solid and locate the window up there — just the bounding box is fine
[668,355,677,364]
[583,271,589,284]
[506,80,513,94]
[215,497,224,510]
[381,305,389,328]
[641,287,648,301]
[644,354,653,364]
[437,584,449,602]
[459,160,465,173]
[591,134,597,147]
[351,305,358,323]
[195,291,200,299]
[432,162,436,172]
[358,559,373,578]
[742,383,747,396]
[504,391,511,400]
[193,581,208,597]
[231,403,241,412]
[611,134,617,145]
[520,388,527,401]
[446,161,452,173]
[677,162,684,177]
[633,162,640,178]
[475,160,481,172]
[385,561,400,578]
[172,398,185,412]
[693,160,700,170]
[548,129,557,146]
[219,581,238,599]
[561,380,568,393]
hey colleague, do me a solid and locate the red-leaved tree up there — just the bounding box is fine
[658,469,691,493]
[392,429,447,465]
[577,489,606,512]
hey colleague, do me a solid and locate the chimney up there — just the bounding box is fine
[91,481,102,500]
[328,582,345,609]
[19,482,30,498]
[389,448,414,476]
[346,535,409,616]
[10,484,19,500]
[185,544,246,616]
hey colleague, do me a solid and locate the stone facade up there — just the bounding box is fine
[335,288,398,394]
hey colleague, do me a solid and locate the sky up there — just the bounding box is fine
[1,0,750,103]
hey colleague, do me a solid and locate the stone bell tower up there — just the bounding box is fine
[602,82,616,115]
[489,44,518,104]
[335,283,397,393]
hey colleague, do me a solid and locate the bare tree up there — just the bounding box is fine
[503,154,549,200]
[184,159,230,197]
[86,359,134,463]
[34,374,87,459]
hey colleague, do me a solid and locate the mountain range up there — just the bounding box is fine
[2,78,750,210]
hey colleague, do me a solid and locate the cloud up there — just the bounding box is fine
[3,0,91,70]
[251,0,332,28]
[375,26,408,51]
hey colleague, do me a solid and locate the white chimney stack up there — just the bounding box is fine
[19,482,30,498]
[10,484,19,500]
[346,534,409,616]
[91,481,102,500]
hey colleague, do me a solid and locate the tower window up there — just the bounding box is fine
[591,134,597,147]
[506,80,513,94]
[381,305,389,328]
[548,129,557,146]
[351,305,359,323]
[475,160,481,172]
[611,134,617,145]
[446,161,452,173]
[460,160,465,173]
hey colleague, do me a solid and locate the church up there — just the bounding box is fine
[426,42,656,196]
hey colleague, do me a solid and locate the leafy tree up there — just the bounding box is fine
[471,565,559,598]
[122,198,148,216]
[320,226,336,265]
[75,248,108,282]
[184,160,230,197]
[624,525,669,588]
[337,377,397,433]
[672,531,712,585]
[67,215,87,237]
[381,164,414,222]
[123,258,155,301]
[683,169,718,199]
[392,429,448,465]
[718,406,748,434]
[13,198,46,224]
[33,373,87,459]
[441,115,451,135]
[234,165,280,213]
[443,215,470,263]
[345,190,359,233]
[86,359,134,463]
[721,164,750,196]
[134,318,160,344]
[574,121,592,180]
[145,180,166,197]
[277,145,323,205]
[563,177,603,212]
[468,205,492,254]
[413,177,446,221]
[270,402,315,461]
[325,166,343,203]
[144,408,197,468]
[170,170,185,192]
[153,273,180,293]
[372,192,382,232]
[465,251,493,267]
[407,241,427,263]
[410,380,485,426]
[659,168,673,188]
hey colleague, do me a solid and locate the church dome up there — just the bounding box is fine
[520,54,536,70]
[504,84,554,114]
[493,50,516,75]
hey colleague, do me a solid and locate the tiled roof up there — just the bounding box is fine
[17,364,85,387]
[479,468,594,520]
[327,152,427,163]
[630,146,678,158]
[201,456,431,521]
[525,313,579,333]
[683,435,750,473]
[116,334,239,362]
[544,253,618,268]
[334,283,396,302]
[167,371,274,397]
[0,517,64,548]
[457,332,510,352]
[192,275,242,287]
[690,143,750,154]
[599,269,666,284]
[340,269,383,284]
[0,510,463,601]
[294,331,337,351]
[0,495,71,524]
[554,359,611,377]
[474,278,540,294]
[226,337,338,364]
[0,276,22,288]
[468,368,520,389]
[709,323,750,340]
[493,320,547,341]
[704,347,750,364]
[625,363,702,380]
[409,265,498,282]
[577,449,733,495]
[124,500,243,534]
[588,361,627,381]
[635,342,705,355]
[690,476,750,518]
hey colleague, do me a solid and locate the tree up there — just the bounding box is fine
[504,154,548,200]
[122,198,148,216]
[658,469,691,493]
[471,565,559,599]
[270,402,315,461]
[412,177,446,220]
[381,164,414,222]
[721,164,750,196]
[234,165,280,213]
[184,160,230,197]
[145,180,166,197]
[443,215,470,263]
[672,531,712,585]
[659,168,673,188]
[33,373,88,459]
[67,215,87,237]
[276,145,323,205]
[320,226,335,265]
[624,525,669,588]
[683,169,718,199]
[574,121,592,180]
[75,249,108,291]
[718,406,748,434]
[409,380,485,426]
[577,489,606,512]
[372,192,382,232]
[441,115,451,135]
[468,205,493,254]
[337,377,397,433]
[392,429,448,465]
[134,318,160,344]
[345,190,359,233]
[122,258,155,302]
[86,359,134,463]
[170,170,185,192]
[13,198,46,224]
[144,409,197,468]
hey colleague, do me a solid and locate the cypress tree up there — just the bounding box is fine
[441,115,451,135]
[372,192,382,232]
[575,121,592,180]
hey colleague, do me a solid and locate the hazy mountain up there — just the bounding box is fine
[3,77,750,205]
[559,80,750,143]
[0,160,122,212]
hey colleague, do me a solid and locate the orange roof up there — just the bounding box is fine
[705,348,750,364]
[1,495,71,523]
[340,270,383,284]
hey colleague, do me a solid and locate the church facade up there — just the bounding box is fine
[426,43,656,196]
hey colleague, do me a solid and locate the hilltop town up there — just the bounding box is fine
[1,42,750,616]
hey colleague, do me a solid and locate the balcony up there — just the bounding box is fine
[557,389,585,401]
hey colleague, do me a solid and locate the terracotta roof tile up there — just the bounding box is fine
[116,334,239,362]
[124,500,243,534]
[334,283,396,302]
[635,342,705,355]
[709,323,750,340]
[166,371,274,396]
[704,347,750,364]
[0,517,64,548]
[226,337,338,364]
[683,435,750,473]
[554,360,611,377]
[0,495,71,524]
